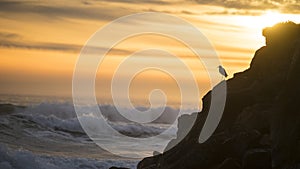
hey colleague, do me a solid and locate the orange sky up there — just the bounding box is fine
[0,0,300,107]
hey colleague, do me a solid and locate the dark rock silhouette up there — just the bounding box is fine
[109,167,130,169]
[0,103,25,115]
[137,22,300,169]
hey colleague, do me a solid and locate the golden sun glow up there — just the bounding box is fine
[236,10,300,30]
[1,0,300,100]
[259,11,288,28]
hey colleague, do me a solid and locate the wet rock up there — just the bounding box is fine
[137,22,300,169]
[0,104,25,115]
[242,149,271,169]
[217,158,241,169]
[109,167,130,169]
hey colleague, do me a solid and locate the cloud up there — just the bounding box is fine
[191,0,276,10]
[0,33,252,63]
[0,40,131,55]
[92,0,171,5]
[0,0,136,21]
[0,0,299,21]
[0,32,20,40]
[190,0,300,14]
[281,4,300,13]
[204,10,262,16]
[0,40,81,52]
[0,32,131,54]
[143,8,199,15]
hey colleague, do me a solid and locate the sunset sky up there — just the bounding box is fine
[1,0,300,107]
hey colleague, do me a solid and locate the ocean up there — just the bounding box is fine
[0,94,185,169]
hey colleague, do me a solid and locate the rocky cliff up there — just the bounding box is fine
[137,22,300,169]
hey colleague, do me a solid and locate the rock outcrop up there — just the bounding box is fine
[0,104,25,115]
[138,22,300,169]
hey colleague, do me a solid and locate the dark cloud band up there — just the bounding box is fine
[191,0,300,13]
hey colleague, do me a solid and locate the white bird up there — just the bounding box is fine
[218,65,228,78]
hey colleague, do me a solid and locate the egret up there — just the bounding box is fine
[218,65,228,78]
